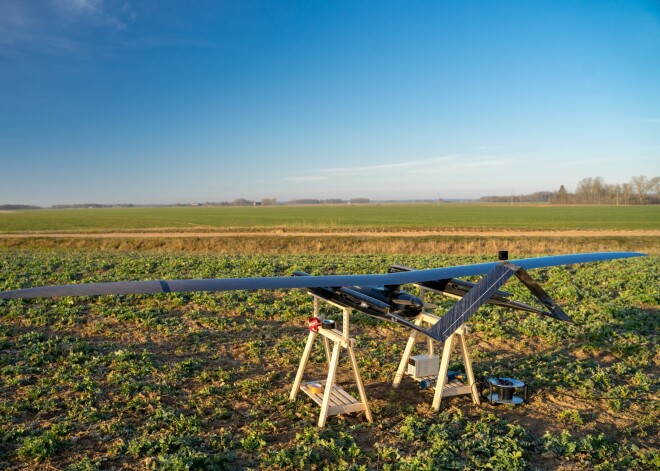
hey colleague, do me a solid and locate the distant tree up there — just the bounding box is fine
[613,184,621,205]
[261,198,277,206]
[622,183,632,205]
[576,177,593,204]
[233,198,254,206]
[602,183,617,204]
[558,185,568,204]
[593,177,605,204]
[349,198,370,204]
[631,175,653,204]
[652,176,660,194]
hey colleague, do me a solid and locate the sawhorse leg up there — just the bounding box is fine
[432,328,480,410]
[347,339,373,423]
[432,332,455,410]
[393,315,424,388]
[318,339,341,427]
[290,330,317,401]
[457,330,480,406]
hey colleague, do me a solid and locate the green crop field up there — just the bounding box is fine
[1,204,659,232]
[0,251,658,469]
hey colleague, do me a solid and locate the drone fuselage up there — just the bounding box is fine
[292,271,423,320]
[350,286,424,319]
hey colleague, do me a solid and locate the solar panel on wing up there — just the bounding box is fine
[426,263,519,341]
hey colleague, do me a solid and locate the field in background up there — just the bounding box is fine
[1,204,658,255]
[1,204,659,232]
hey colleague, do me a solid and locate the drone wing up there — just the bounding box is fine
[0,252,643,300]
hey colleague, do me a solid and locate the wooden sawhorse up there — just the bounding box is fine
[393,312,480,410]
[289,298,373,427]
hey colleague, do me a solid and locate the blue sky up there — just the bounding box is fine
[1,1,659,205]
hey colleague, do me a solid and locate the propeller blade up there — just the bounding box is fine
[391,297,436,311]
[391,298,413,306]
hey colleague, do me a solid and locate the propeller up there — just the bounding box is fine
[391,298,438,309]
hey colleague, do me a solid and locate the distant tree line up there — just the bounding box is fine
[479,192,555,203]
[0,204,41,210]
[480,175,659,204]
[229,198,371,206]
[50,203,136,209]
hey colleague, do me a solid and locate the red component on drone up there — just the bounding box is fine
[308,317,321,332]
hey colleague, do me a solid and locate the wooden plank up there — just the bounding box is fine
[301,381,364,416]
[406,373,436,382]
[333,387,356,404]
[442,382,472,397]
[328,402,366,415]
[318,328,348,347]
[300,388,324,407]
[329,389,347,407]
[420,312,441,325]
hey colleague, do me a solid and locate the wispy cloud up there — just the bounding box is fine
[462,157,515,168]
[55,0,135,30]
[284,155,460,183]
[428,155,458,163]
[122,35,222,50]
[562,157,616,167]
[405,155,517,175]
[321,161,421,175]
[286,175,328,183]
[317,155,458,176]
[59,0,103,14]
[287,154,518,184]
[0,1,135,58]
